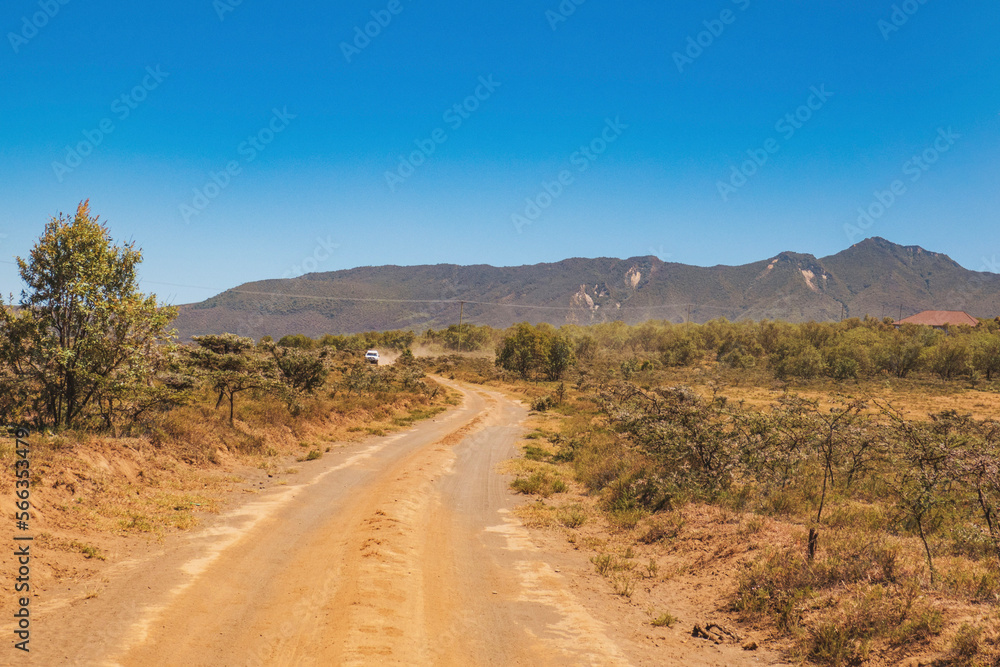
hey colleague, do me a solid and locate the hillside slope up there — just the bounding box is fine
[172,238,1000,339]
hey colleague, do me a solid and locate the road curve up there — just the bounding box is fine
[26,380,632,666]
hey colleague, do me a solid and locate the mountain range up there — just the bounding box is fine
[171,237,1000,340]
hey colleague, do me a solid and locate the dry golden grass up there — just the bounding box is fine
[485,357,1000,666]
[647,365,1000,422]
[0,379,454,549]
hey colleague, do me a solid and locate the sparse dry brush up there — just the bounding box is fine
[586,379,1000,662]
[468,318,1000,665]
[0,313,449,542]
[4,215,1000,665]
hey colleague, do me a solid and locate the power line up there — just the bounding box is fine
[223,290,734,313]
[140,279,221,291]
[135,280,801,318]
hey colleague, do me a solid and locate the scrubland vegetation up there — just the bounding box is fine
[0,206,449,539]
[434,317,1000,665]
[5,205,1000,663]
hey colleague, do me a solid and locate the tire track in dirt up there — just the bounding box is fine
[117,392,492,667]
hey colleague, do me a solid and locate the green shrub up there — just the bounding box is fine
[829,356,859,381]
[948,623,984,666]
[510,471,567,498]
[523,444,548,461]
[651,612,677,627]
[556,504,587,528]
[531,396,553,412]
[607,507,647,531]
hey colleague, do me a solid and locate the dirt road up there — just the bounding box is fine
[18,381,650,666]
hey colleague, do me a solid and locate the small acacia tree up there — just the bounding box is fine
[189,334,275,425]
[881,404,962,584]
[0,201,176,428]
[268,344,328,393]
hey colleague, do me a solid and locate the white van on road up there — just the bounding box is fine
[365,350,380,365]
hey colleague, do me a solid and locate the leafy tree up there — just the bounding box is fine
[318,329,416,353]
[0,309,40,424]
[544,335,576,380]
[732,394,814,492]
[93,342,193,432]
[574,334,598,362]
[495,324,576,381]
[318,334,358,352]
[755,320,795,355]
[874,327,926,378]
[926,336,970,380]
[0,202,176,428]
[277,333,316,349]
[824,327,878,379]
[718,344,756,369]
[189,334,275,424]
[772,342,825,379]
[970,333,1000,381]
[440,323,491,351]
[373,329,416,351]
[269,345,328,392]
[496,323,545,379]
[340,361,393,395]
[601,383,736,495]
[659,329,705,367]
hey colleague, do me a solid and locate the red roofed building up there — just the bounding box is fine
[894,310,980,328]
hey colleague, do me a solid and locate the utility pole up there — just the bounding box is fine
[841,303,845,321]
[686,303,692,327]
[458,301,464,353]
[899,304,903,321]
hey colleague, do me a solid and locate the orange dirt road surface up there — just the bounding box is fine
[10,381,775,666]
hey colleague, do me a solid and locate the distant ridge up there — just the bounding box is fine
[171,238,1000,339]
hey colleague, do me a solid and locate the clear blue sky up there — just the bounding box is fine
[2,1,999,305]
